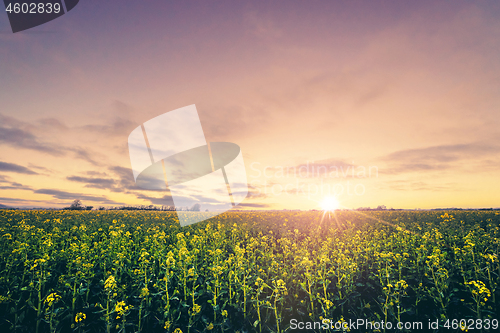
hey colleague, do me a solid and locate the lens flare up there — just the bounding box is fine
[320,196,340,211]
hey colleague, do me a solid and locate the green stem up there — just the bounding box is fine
[36,276,42,333]
[106,295,111,333]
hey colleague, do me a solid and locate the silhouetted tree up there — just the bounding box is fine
[190,203,201,211]
[70,199,84,210]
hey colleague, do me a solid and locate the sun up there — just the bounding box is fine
[320,196,340,211]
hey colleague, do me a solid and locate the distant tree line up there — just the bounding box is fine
[70,202,203,212]
[109,203,201,211]
[62,200,93,211]
[356,205,389,211]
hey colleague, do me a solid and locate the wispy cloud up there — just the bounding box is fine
[135,193,175,206]
[38,118,69,131]
[379,180,459,192]
[384,143,499,163]
[28,163,53,174]
[80,117,136,137]
[85,170,109,177]
[244,184,269,199]
[0,161,38,174]
[294,159,356,177]
[296,159,354,169]
[70,147,101,166]
[0,120,103,167]
[0,181,32,190]
[381,143,500,174]
[234,203,270,208]
[66,166,166,194]
[0,197,47,204]
[0,126,66,156]
[0,114,108,166]
[67,176,116,189]
[108,166,135,190]
[33,188,119,204]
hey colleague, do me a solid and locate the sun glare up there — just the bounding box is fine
[320,196,340,211]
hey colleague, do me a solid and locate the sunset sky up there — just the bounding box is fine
[1,0,500,210]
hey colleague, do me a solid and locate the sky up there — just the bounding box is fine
[1,0,500,210]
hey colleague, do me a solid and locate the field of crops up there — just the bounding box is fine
[0,209,498,333]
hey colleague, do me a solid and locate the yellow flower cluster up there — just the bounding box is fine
[139,287,149,298]
[115,301,132,319]
[104,275,116,291]
[74,312,86,323]
[44,293,61,307]
[466,280,491,302]
[395,280,408,290]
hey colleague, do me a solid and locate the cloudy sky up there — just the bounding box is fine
[1,0,500,210]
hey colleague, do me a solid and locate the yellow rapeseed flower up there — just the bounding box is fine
[104,275,116,291]
[45,293,61,307]
[75,312,86,323]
